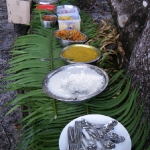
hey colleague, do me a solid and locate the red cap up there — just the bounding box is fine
[36,4,55,11]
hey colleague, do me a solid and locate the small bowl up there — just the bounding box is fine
[41,15,57,28]
[60,44,101,64]
[54,30,88,47]
[42,63,109,104]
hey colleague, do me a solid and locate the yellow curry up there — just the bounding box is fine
[62,46,99,62]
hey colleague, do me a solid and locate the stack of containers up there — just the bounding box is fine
[56,5,81,31]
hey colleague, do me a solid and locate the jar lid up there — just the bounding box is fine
[36,4,55,11]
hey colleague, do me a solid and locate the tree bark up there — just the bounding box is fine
[108,0,150,122]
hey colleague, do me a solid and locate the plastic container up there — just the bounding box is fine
[56,5,79,16]
[57,14,81,31]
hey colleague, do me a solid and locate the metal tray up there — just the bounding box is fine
[33,0,59,4]
[42,63,109,104]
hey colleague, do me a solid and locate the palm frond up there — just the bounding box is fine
[4,4,150,150]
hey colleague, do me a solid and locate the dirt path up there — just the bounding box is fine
[0,0,23,149]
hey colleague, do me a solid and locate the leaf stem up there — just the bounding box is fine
[52,99,57,119]
[85,105,89,114]
[50,29,53,70]
[49,29,57,119]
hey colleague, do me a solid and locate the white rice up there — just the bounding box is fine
[47,67,105,99]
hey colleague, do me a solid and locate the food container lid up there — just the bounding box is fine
[56,5,79,15]
[57,5,80,12]
[36,4,55,11]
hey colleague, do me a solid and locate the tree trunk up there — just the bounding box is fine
[108,0,150,121]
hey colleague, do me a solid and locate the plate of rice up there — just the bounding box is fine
[42,63,109,104]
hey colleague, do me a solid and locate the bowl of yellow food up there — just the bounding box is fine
[54,29,88,47]
[60,44,101,64]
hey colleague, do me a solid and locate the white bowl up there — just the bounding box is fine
[59,114,132,150]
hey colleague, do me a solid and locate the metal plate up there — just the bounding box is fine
[42,63,109,104]
[33,0,59,4]
[54,30,88,47]
[60,44,101,64]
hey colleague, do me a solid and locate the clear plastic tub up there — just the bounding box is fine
[57,5,79,16]
[58,14,81,31]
